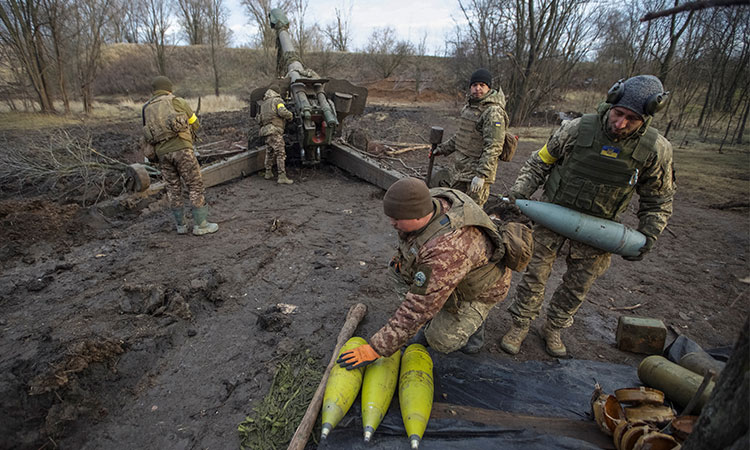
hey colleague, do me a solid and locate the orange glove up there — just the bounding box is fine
[336,344,381,370]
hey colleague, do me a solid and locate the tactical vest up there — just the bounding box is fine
[544,113,659,220]
[259,97,286,135]
[455,100,487,158]
[395,188,506,306]
[142,94,190,144]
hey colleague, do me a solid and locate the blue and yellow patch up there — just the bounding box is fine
[600,145,621,158]
[494,122,502,127]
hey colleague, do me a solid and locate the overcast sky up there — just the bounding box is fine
[223,0,468,55]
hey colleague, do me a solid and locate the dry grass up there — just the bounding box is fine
[672,133,749,204]
[0,95,247,131]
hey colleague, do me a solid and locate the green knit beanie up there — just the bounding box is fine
[383,177,433,219]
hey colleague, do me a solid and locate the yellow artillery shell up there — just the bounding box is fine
[320,336,367,439]
[361,349,401,442]
[398,344,434,449]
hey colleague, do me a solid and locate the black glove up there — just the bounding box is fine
[622,236,655,262]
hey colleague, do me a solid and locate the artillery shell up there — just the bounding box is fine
[361,350,401,442]
[399,344,434,449]
[320,336,367,439]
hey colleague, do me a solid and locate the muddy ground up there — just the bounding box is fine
[1,98,748,450]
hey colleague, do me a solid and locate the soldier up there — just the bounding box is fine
[337,177,514,370]
[500,75,675,357]
[431,68,509,207]
[258,88,294,184]
[142,76,218,236]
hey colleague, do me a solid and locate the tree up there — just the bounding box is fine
[40,0,72,113]
[207,0,231,96]
[323,1,351,52]
[177,0,207,45]
[0,0,57,112]
[364,26,414,79]
[240,0,292,51]
[142,0,172,75]
[71,0,112,114]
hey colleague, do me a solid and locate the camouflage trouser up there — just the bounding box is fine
[390,264,512,353]
[509,224,611,329]
[159,148,206,209]
[264,134,287,174]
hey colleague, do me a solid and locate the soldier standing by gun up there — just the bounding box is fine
[258,88,294,185]
[500,75,675,357]
[431,68,510,207]
[142,76,218,236]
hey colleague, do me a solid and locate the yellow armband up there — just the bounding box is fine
[188,114,197,124]
[538,144,557,164]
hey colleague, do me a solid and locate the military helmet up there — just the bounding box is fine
[151,75,173,92]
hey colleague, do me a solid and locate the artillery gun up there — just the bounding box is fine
[249,8,368,164]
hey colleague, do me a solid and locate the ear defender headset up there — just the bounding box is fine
[606,78,670,116]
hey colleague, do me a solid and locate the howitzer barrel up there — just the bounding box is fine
[506,198,647,256]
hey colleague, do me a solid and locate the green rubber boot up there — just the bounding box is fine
[172,208,188,234]
[192,206,219,236]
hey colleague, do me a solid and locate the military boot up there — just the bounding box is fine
[461,322,485,354]
[172,208,188,234]
[542,321,567,357]
[500,322,529,355]
[264,169,274,180]
[277,172,293,184]
[192,206,219,236]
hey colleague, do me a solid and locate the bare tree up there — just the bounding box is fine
[177,0,207,45]
[0,0,57,112]
[71,0,112,114]
[240,0,292,51]
[142,0,172,75]
[40,0,72,113]
[207,0,231,96]
[413,32,429,99]
[364,26,414,79]
[323,1,351,51]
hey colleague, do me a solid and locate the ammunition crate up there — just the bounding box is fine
[616,316,667,355]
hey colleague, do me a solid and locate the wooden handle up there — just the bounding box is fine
[286,303,368,450]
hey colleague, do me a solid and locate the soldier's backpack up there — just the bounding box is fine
[499,133,518,162]
[142,94,189,145]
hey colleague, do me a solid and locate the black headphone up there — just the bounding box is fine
[606,78,670,116]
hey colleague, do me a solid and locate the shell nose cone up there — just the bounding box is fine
[410,436,421,449]
[321,423,332,439]
[363,427,373,442]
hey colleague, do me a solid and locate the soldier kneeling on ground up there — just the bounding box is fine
[337,177,532,370]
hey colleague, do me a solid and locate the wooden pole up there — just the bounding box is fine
[286,303,368,450]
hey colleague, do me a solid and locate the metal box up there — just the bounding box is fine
[616,316,667,354]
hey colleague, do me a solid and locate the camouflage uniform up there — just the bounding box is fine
[508,107,675,329]
[258,89,293,177]
[436,89,508,206]
[143,89,203,209]
[369,188,512,357]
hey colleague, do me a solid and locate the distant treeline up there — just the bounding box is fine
[1,0,747,144]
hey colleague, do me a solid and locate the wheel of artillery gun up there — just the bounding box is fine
[126,164,151,192]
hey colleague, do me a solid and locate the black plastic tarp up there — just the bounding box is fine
[318,352,640,449]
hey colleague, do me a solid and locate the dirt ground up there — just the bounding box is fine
[1,96,748,450]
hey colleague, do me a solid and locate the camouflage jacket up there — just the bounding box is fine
[258,89,293,137]
[511,107,675,241]
[144,90,199,157]
[369,197,511,357]
[439,89,507,183]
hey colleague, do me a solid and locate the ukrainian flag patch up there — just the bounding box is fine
[600,145,621,158]
[494,122,502,127]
